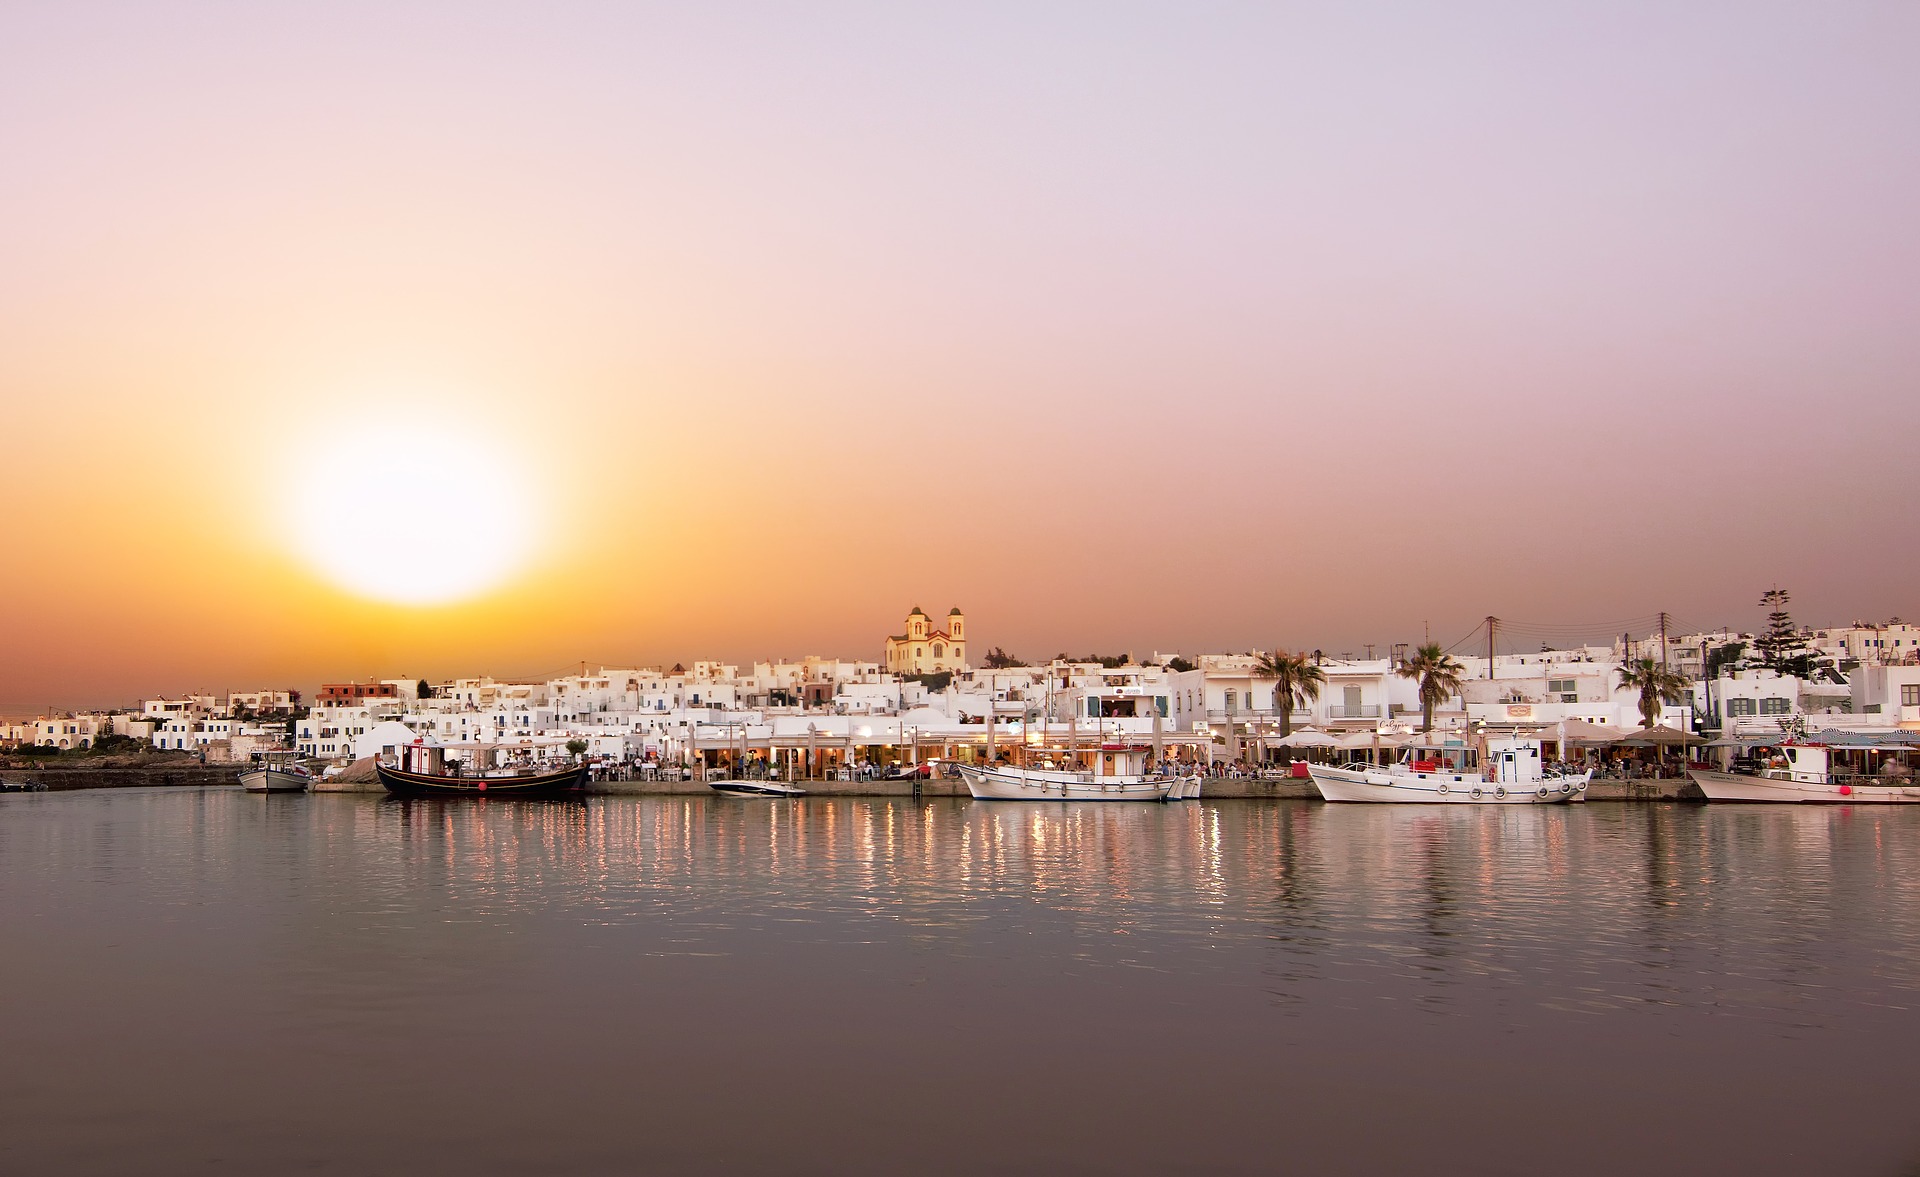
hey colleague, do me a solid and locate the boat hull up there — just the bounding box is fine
[239,767,310,793]
[956,764,1190,802]
[376,763,588,797]
[1309,764,1588,804]
[1688,769,1920,803]
[708,780,807,797]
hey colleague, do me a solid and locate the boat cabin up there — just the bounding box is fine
[1482,737,1546,785]
[1402,742,1480,775]
[1401,737,1549,783]
[1092,743,1157,778]
[1766,744,1829,783]
[399,743,451,775]
[1017,742,1160,778]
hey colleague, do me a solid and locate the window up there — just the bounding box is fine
[1760,697,1791,715]
[1903,685,1920,707]
[1728,698,1757,716]
[1223,691,1236,711]
[1547,679,1576,695]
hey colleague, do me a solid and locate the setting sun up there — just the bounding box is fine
[289,414,534,606]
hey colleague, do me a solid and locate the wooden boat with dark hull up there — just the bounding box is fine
[376,745,587,798]
[376,762,587,797]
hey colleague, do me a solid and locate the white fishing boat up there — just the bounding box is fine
[239,753,312,794]
[1689,740,1920,803]
[953,742,1201,802]
[1309,736,1588,804]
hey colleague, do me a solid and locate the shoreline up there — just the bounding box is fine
[5,765,1706,801]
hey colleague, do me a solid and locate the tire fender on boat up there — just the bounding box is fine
[1470,787,1482,800]
[1538,786,1549,799]
[1436,782,1449,796]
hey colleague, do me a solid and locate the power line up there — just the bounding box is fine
[1439,619,1489,656]
[1494,614,1668,636]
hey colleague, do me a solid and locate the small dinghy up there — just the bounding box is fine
[708,777,806,798]
[239,752,313,793]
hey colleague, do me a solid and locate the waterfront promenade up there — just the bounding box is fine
[4,763,1705,801]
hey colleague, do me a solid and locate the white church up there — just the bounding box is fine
[884,606,967,675]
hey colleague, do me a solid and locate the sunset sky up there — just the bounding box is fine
[4,2,1917,708]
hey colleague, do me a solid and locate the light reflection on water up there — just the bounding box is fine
[2,790,1918,1176]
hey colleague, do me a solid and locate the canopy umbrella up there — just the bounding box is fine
[1275,729,1337,748]
[1333,730,1382,750]
[1555,719,1631,745]
[1612,726,1705,748]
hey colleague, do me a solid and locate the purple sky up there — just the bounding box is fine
[2,3,1917,703]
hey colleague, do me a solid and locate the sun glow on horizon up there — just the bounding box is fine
[289,413,536,606]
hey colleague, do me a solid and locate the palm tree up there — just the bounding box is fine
[1616,658,1690,728]
[1254,649,1325,738]
[1396,643,1465,733]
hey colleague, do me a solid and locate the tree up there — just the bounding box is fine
[1165,656,1195,674]
[1616,658,1690,728]
[416,679,435,700]
[1755,587,1807,675]
[1704,641,1747,682]
[982,647,1026,669]
[1396,644,1465,733]
[1253,649,1325,737]
[565,738,589,760]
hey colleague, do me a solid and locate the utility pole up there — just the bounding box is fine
[1657,612,1671,670]
[1486,616,1499,680]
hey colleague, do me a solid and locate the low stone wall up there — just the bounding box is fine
[1183,777,1319,800]
[10,766,244,791]
[1583,778,1706,802]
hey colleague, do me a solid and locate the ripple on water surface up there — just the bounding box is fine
[1,791,1917,1176]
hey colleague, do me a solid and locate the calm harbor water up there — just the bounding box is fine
[2,790,1918,1176]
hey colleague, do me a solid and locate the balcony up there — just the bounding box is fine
[1205,709,1314,724]
[1326,704,1382,719]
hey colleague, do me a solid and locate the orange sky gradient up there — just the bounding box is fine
[3,4,1918,708]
